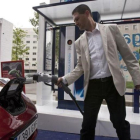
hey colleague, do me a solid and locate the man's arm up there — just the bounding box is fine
[115,25,140,88]
[56,40,84,87]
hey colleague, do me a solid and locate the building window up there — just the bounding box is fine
[125,26,129,30]
[33,35,37,38]
[32,58,36,61]
[33,52,36,55]
[33,46,37,49]
[19,58,22,60]
[133,25,137,30]
[25,64,29,66]
[32,64,36,66]
[33,41,37,43]
[26,58,29,60]
[26,52,29,55]
[26,35,30,38]
[26,46,30,49]
[26,41,30,43]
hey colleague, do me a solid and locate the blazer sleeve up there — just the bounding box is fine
[64,40,84,86]
[115,24,140,86]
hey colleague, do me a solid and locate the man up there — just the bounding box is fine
[56,4,140,140]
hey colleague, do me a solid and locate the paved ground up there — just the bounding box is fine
[25,83,37,94]
[36,129,137,140]
[25,83,37,102]
[25,83,133,105]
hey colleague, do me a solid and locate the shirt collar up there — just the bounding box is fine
[86,23,99,34]
[95,23,99,31]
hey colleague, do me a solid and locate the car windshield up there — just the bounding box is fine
[8,84,19,91]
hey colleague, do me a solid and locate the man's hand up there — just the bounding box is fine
[135,85,140,91]
[56,77,63,88]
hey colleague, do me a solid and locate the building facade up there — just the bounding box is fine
[21,28,38,73]
[0,18,13,77]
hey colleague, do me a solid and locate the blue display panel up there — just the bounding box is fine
[57,25,84,110]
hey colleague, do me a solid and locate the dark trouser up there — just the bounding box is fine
[80,76,131,140]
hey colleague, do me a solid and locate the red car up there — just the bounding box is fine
[0,77,38,140]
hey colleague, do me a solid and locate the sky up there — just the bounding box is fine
[0,0,50,28]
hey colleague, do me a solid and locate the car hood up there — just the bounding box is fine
[0,94,37,140]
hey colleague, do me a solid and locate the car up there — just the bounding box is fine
[0,77,38,140]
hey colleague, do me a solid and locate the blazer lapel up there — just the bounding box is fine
[81,32,90,66]
[98,24,108,59]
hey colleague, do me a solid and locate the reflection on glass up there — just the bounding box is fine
[118,23,140,89]
[45,27,53,71]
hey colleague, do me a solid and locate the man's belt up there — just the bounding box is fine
[90,76,112,82]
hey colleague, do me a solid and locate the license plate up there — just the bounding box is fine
[14,119,37,140]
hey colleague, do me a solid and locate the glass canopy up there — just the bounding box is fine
[33,0,140,26]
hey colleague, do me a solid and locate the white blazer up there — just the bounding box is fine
[64,24,140,99]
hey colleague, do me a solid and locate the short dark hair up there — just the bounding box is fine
[72,4,92,16]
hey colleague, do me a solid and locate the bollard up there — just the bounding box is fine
[133,89,140,113]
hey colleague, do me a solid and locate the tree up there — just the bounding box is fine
[12,28,29,60]
[136,49,140,65]
[29,12,39,35]
[29,12,60,68]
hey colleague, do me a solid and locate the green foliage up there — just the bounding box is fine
[29,12,60,66]
[29,12,39,35]
[136,49,140,53]
[12,28,29,60]
[126,81,134,89]
[136,49,140,65]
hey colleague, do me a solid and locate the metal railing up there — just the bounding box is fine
[125,89,140,113]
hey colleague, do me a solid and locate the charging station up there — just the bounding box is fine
[33,1,140,139]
